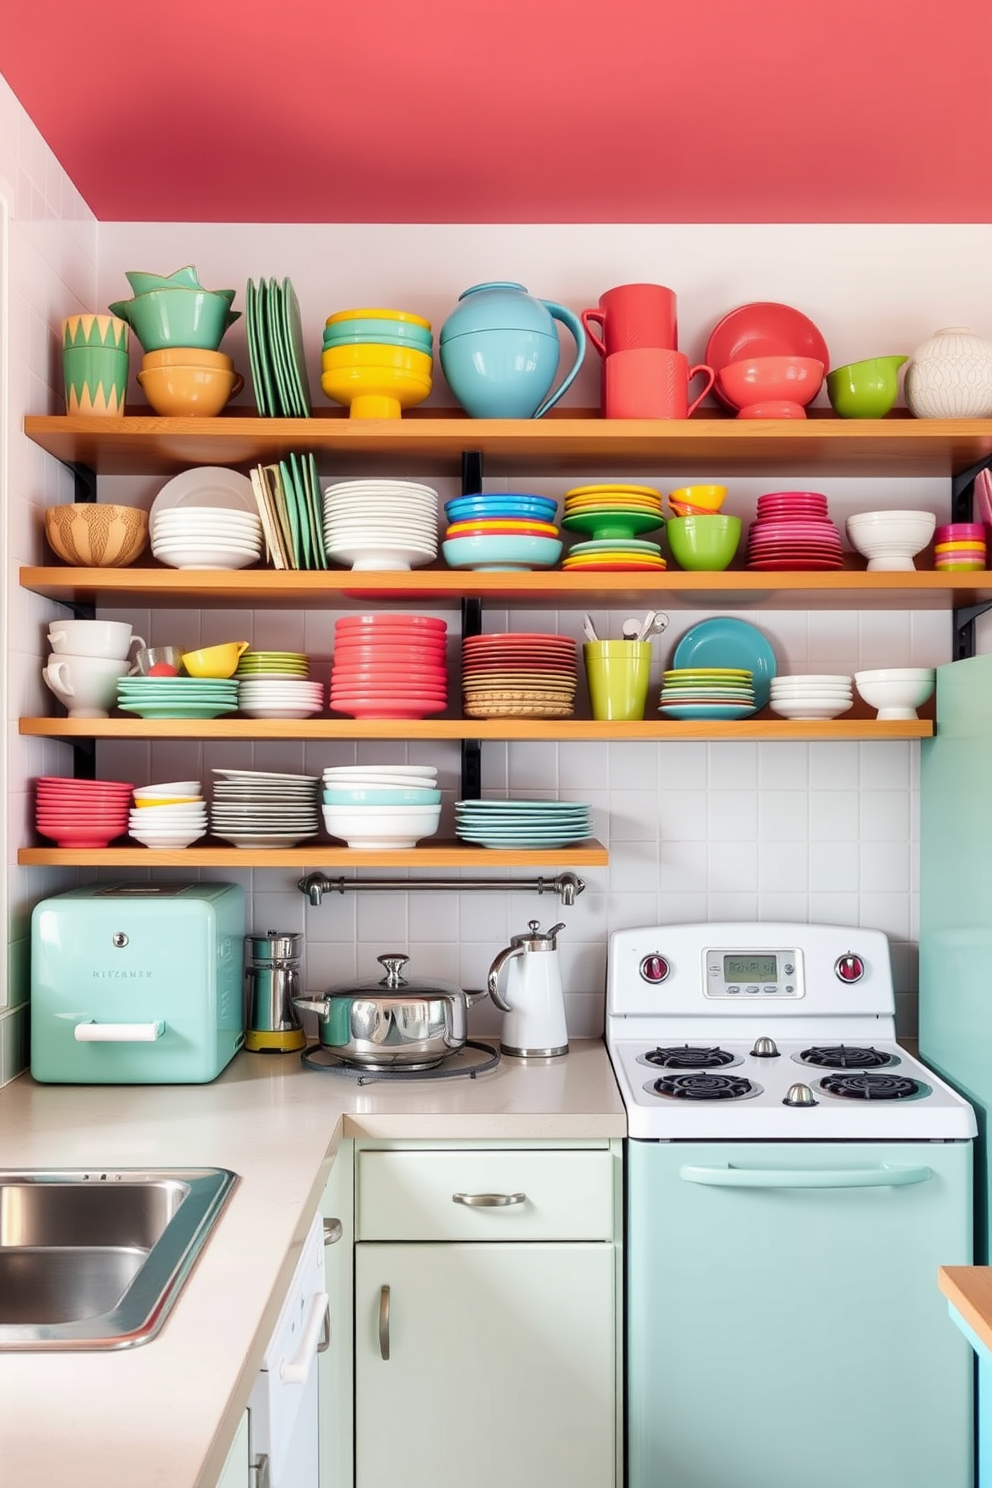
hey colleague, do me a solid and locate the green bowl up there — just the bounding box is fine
[826,356,907,419]
[124,265,205,296]
[665,514,742,571]
[108,288,241,352]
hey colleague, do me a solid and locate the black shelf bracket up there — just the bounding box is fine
[69,462,97,504]
[950,454,992,659]
[459,453,485,801]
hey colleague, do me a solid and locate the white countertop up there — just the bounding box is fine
[0,1040,625,1488]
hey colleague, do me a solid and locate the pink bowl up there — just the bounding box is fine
[716,357,824,414]
[935,523,986,541]
[36,824,126,847]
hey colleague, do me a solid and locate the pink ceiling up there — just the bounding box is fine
[2,0,990,224]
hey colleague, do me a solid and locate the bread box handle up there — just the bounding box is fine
[73,1020,166,1042]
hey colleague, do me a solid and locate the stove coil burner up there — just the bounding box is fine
[644,1045,735,1070]
[652,1072,756,1101]
[800,1044,894,1070]
[819,1071,921,1101]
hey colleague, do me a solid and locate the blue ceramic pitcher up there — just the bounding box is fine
[438,282,586,419]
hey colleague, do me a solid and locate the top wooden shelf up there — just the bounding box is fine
[22,410,992,479]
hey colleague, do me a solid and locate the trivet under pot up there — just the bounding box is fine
[301,1038,500,1083]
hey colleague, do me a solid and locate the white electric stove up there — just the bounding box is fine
[608,921,977,1488]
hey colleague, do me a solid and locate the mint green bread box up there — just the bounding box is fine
[30,882,246,1084]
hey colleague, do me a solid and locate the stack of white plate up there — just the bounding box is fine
[237,678,324,719]
[209,768,321,848]
[321,764,441,849]
[455,798,593,849]
[151,506,264,570]
[768,673,854,720]
[128,782,207,849]
[322,479,439,571]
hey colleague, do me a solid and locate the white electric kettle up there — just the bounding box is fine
[486,920,568,1059]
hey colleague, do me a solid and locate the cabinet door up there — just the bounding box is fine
[214,1410,250,1488]
[355,1241,615,1488]
[319,1143,354,1488]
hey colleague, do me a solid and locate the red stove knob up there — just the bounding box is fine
[639,954,670,984]
[834,953,865,984]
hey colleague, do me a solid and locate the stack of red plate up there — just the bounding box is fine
[329,614,448,719]
[461,632,577,718]
[35,775,134,848]
[745,490,844,571]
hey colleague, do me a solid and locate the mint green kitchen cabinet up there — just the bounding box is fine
[319,1141,354,1488]
[352,1139,622,1488]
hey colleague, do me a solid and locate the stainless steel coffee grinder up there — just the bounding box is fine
[244,931,307,1053]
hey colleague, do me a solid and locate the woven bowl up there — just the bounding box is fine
[44,504,149,567]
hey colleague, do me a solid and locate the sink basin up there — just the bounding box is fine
[0,1167,238,1350]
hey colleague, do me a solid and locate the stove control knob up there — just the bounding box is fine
[783,1082,819,1107]
[834,953,865,984]
[639,954,670,984]
[750,1036,780,1059]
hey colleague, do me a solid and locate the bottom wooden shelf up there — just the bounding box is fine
[17,838,609,869]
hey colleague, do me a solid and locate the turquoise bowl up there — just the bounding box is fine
[445,494,558,522]
[323,318,433,351]
[124,265,205,296]
[322,787,442,806]
[441,533,562,571]
[108,288,240,352]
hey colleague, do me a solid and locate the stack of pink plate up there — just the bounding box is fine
[35,775,134,848]
[461,632,577,718]
[745,490,844,571]
[329,614,448,719]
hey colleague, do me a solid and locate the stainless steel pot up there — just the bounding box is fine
[293,953,491,1068]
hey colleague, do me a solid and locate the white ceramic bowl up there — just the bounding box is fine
[135,780,202,795]
[845,510,936,571]
[854,667,936,719]
[769,698,854,719]
[321,802,441,849]
[152,544,261,570]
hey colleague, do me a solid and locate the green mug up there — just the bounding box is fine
[583,640,653,720]
[62,343,129,416]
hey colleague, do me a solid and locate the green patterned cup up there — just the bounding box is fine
[62,328,129,417]
[62,313,129,351]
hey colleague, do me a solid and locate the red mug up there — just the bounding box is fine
[604,348,715,419]
[581,283,678,357]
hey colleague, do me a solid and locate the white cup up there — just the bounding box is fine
[47,620,146,660]
[42,653,130,718]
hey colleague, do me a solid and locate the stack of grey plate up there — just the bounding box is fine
[209,768,321,849]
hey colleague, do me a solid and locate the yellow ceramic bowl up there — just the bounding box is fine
[142,347,234,371]
[181,641,250,678]
[320,344,433,376]
[320,364,433,420]
[132,795,201,808]
[44,504,149,567]
[668,485,727,511]
[325,307,431,330]
[137,363,244,417]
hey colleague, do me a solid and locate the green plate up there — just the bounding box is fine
[281,277,312,417]
[561,509,665,539]
[252,280,279,419]
[266,279,295,417]
[275,460,303,569]
[289,450,321,570]
[244,279,271,417]
[118,703,240,719]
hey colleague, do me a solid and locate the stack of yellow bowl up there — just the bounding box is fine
[320,308,433,418]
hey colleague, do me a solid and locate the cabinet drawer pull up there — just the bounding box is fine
[378,1284,390,1361]
[452,1191,527,1207]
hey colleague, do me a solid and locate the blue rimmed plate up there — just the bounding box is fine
[670,618,777,709]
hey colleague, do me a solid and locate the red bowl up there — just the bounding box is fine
[716,357,824,412]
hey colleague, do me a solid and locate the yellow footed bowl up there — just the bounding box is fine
[320,363,433,419]
[320,343,433,376]
[668,485,727,511]
[325,307,431,329]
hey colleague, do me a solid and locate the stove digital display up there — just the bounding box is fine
[724,954,777,979]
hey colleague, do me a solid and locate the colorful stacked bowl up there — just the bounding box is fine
[110,267,240,353]
[667,485,728,517]
[934,523,986,571]
[321,307,433,418]
[329,614,448,719]
[561,484,665,540]
[35,776,134,849]
[322,765,441,849]
[442,490,561,567]
[128,781,207,848]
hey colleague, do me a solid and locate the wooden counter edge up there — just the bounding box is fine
[939,1265,992,1353]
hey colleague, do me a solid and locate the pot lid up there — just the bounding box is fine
[324,952,466,1000]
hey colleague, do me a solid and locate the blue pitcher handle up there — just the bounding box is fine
[533,300,587,419]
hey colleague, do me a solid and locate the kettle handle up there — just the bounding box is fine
[486,944,520,1013]
[533,300,587,419]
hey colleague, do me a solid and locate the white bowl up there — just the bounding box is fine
[135,780,202,796]
[321,803,441,849]
[129,829,206,848]
[854,667,936,719]
[769,698,854,719]
[152,545,262,570]
[845,511,936,571]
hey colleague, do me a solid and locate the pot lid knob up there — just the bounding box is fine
[377,953,410,988]
[750,1036,780,1058]
[783,1082,819,1107]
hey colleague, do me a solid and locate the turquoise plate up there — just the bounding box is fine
[670,618,777,709]
[658,703,757,720]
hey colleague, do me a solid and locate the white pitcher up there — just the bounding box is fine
[487,921,568,1059]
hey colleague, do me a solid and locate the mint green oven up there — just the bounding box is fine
[30,882,246,1084]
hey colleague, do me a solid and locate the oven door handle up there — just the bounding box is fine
[679,1163,933,1189]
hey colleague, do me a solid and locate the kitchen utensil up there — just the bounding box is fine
[621,618,641,639]
[244,931,306,1053]
[582,613,599,642]
[487,920,568,1059]
[637,610,670,642]
[293,952,494,1068]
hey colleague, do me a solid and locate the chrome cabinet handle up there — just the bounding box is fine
[452,1191,526,1207]
[323,1217,343,1245]
[378,1284,390,1361]
[317,1299,331,1354]
[250,1453,270,1488]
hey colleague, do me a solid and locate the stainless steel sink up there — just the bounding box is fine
[0,1167,238,1350]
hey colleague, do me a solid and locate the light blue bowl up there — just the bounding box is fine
[323,319,433,350]
[323,786,442,806]
[441,534,563,572]
[445,495,559,522]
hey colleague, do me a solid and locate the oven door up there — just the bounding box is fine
[626,1139,974,1488]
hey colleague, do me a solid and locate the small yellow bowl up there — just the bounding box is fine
[133,795,201,808]
[137,363,244,417]
[668,485,727,511]
[320,364,433,419]
[320,343,434,377]
[181,641,250,678]
[325,307,431,329]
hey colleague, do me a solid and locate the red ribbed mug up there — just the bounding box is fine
[604,348,715,420]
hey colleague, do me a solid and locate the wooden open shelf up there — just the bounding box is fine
[17,839,609,869]
[20,716,933,742]
[22,410,992,478]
